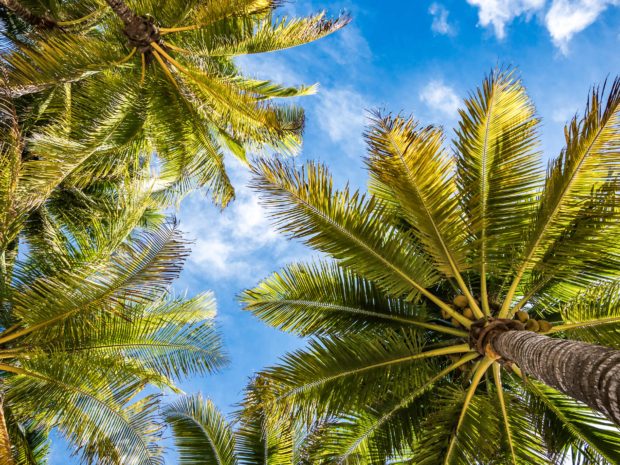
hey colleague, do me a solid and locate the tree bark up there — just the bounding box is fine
[0,397,14,465]
[492,330,620,425]
[104,0,159,52]
[104,0,139,28]
[0,0,57,29]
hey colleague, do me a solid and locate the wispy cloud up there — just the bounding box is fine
[419,80,461,119]
[179,162,293,282]
[429,3,456,36]
[314,87,368,156]
[466,0,619,51]
[321,24,372,65]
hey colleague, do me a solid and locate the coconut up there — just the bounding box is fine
[516,310,529,323]
[451,317,461,328]
[463,307,474,319]
[538,320,553,333]
[453,295,468,308]
[525,319,539,332]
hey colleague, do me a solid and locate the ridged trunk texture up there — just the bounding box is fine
[105,0,159,52]
[0,399,14,465]
[0,0,57,28]
[105,0,138,27]
[492,331,620,425]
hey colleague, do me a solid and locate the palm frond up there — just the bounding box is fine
[305,353,479,465]
[525,379,620,464]
[455,70,542,311]
[261,332,472,423]
[366,114,469,278]
[3,33,123,97]
[235,377,295,465]
[4,406,49,465]
[171,12,350,57]
[501,78,620,315]
[549,280,620,348]
[250,159,473,325]
[28,293,226,379]
[164,395,237,465]
[2,222,189,345]
[241,260,467,338]
[4,356,163,465]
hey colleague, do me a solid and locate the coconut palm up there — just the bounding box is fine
[164,378,298,465]
[242,71,620,464]
[1,0,349,206]
[0,219,226,465]
[1,91,225,464]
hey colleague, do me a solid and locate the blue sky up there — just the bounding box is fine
[48,0,620,462]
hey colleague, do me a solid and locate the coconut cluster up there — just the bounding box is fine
[514,310,552,333]
[441,295,553,334]
[442,295,477,327]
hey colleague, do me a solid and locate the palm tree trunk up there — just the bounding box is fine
[104,0,138,28]
[0,397,14,465]
[491,330,620,425]
[104,0,159,52]
[0,0,57,28]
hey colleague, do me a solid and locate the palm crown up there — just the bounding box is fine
[242,71,620,464]
[1,0,349,206]
[0,89,225,464]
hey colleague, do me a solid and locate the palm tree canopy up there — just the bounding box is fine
[1,88,226,464]
[1,0,349,207]
[242,70,620,464]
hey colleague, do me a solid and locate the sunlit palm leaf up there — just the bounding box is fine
[455,70,542,304]
[251,159,440,302]
[241,261,468,337]
[501,78,620,314]
[366,114,469,279]
[164,395,237,465]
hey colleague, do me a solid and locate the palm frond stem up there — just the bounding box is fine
[443,356,494,464]
[278,344,474,400]
[548,316,620,333]
[493,363,517,465]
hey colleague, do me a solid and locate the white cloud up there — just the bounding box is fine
[314,87,368,155]
[466,0,544,38]
[429,3,456,36]
[467,0,619,50]
[419,80,461,118]
[236,54,304,87]
[321,24,372,65]
[550,103,580,123]
[178,161,290,281]
[545,0,619,51]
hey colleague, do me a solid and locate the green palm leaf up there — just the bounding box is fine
[251,159,473,325]
[4,356,163,465]
[241,260,466,337]
[501,79,620,315]
[164,395,237,465]
[455,70,542,311]
[548,280,620,348]
[261,332,471,423]
[525,379,620,464]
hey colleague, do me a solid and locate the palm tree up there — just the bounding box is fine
[164,378,298,465]
[1,91,225,464]
[242,71,620,464]
[1,0,349,206]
